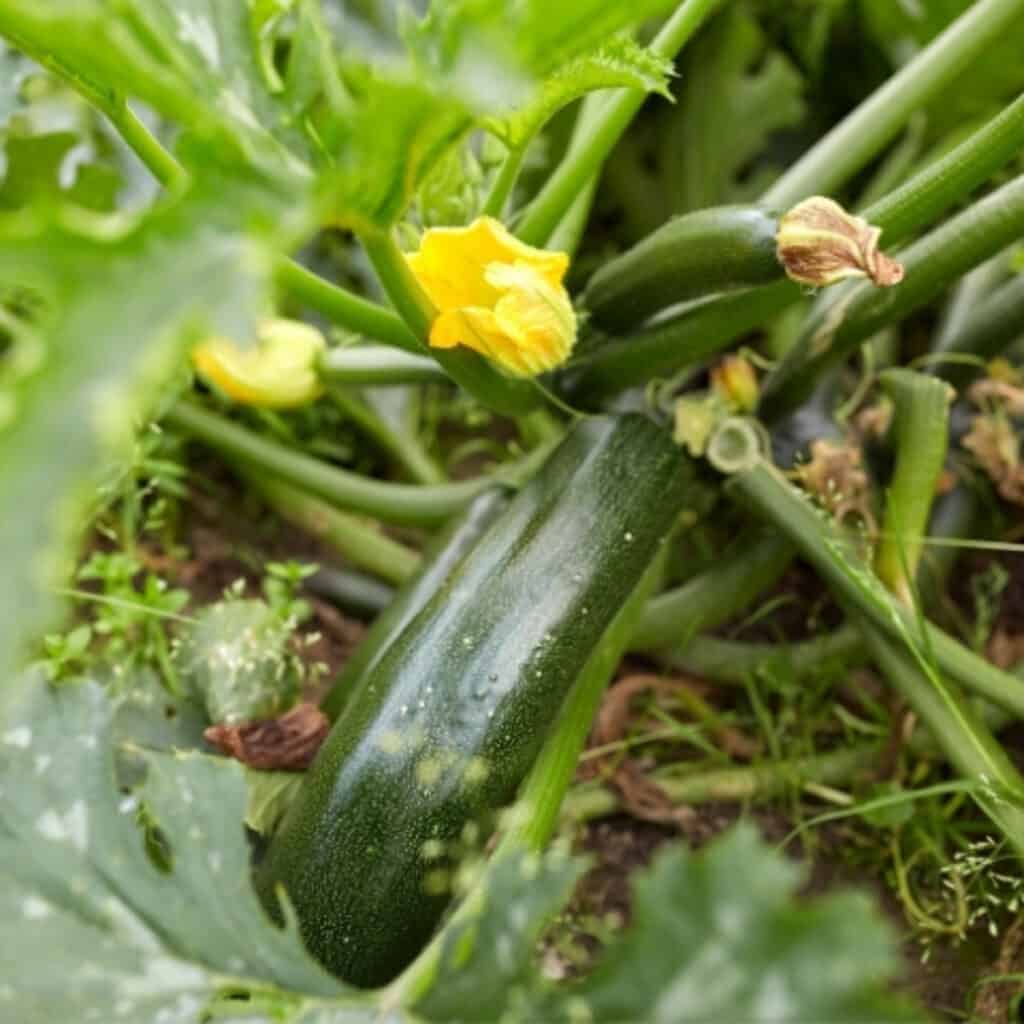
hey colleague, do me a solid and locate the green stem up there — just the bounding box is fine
[481,145,527,218]
[761,0,1024,208]
[360,230,541,416]
[515,0,724,247]
[563,744,881,825]
[560,280,797,405]
[165,400,512,527]
[304,567,395,619]
[862,624,1024,861]
[665,624,864,685]
[317,346,450,387]
[328,388,445,486]
[761,172,1024,419]
[874,370,952,605]
[728,456,1024,720]
[247,474,420,585]
[275,259,420,352]
[629,531,794,651]
[933,272,1024,385]
[863,93,1024,246]
[389,549,666,1008]
[103,102,187,191]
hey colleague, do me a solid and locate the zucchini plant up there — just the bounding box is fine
[3,0,1024,1020]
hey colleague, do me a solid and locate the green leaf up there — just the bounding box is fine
[176,598,302,725]
[552,825,921,1022]
[0,674,351,1021]
[0,180,291,693]
[406,0,682,82]
[486,36,673,150]
[245,769,304,836]
[413,825,917,1022]
[413,847,585,1022]
[662,7,805,212]
[0,0,320,181]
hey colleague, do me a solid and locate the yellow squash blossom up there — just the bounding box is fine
[405,216,576,377]
[192,318,326,408]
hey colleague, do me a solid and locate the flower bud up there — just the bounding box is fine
[710,355,759,413]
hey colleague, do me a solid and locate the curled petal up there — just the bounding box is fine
[193,318,325,408]
[407,217,575,377]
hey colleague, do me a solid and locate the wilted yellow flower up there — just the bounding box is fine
[193,318,326,408]
[405,216,576,377]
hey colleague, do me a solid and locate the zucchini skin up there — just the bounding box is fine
[583,205,781,333]
[256,415,690,986]
[319,488,509,722]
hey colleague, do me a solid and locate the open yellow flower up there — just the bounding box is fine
[192,318,326,409]
[405,216,576,377]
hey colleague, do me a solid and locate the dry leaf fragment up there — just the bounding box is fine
[204,701,329,771]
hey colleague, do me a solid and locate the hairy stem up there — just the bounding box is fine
[515,0,724,246]
[317,346,450,388]
[761,0,1024,208]
[248,475,420,585]
[874,370,952,605]
[629,531,794,651]
[165,400,525,527]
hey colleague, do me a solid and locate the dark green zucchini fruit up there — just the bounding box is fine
[256,414,690,986]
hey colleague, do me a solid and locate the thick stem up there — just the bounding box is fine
[729,457,1024,720]
[247,474,421,585]
[318,346,450,388]
[275,260,421,353]
[165,400,512,527]
[629,531,794,651]
[933,273,1024,386]
[664,624,865,685]
[515,0,724,247]
[481,145,527,218]
[760,172,1024,419]
[864,93,1024,246]
[360,230,541,416]
[874,370,952,605]
[761,0,1024,209]
[304,567,395,619]
[328,388,445,486]
[563,744,881,824]
[862,625,1024,861]
[389,549,666,1007]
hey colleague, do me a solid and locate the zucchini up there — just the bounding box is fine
[256,414,690,986]
[319,488,509,722]
[583,205,781,333]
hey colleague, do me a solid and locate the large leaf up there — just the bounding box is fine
[412,826,919,1022]
[414,848,585,1022]
[0,178,293,691]
[0,675,356,1021]
[486,35,673,150]
[554,826,922,1022]
[0,0,321,180]
[661,6,805,212]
